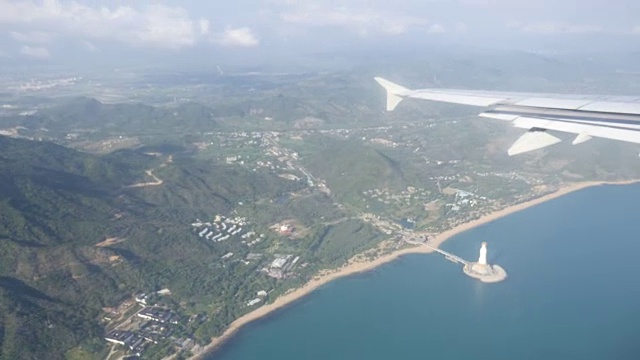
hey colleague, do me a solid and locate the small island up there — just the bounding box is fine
[463,242,507,283]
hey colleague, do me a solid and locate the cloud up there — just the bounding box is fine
[508,22,602,34]
[0,0,257,50]
[199,19,210,35]
[1,0,635,61]
[279,5,428,36]
[20,45,50,59]
[216,27,259,47]
[0,1,200,49]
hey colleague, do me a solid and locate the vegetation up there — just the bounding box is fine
[3,63,640,359]
[0,133,384,359]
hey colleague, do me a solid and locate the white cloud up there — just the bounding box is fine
[279,5,428,36]
[508,21,602,34]
[199,18,210,35]
[1,0,634,59]
[216,27,259,47]
[20,45,50,59]
[0,1,198,49]
[0,0,253,50]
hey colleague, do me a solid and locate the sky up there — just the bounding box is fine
[0,0,639,67]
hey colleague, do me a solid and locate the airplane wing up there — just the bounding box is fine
[374,77,640,155]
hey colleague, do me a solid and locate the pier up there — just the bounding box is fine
[425,243,507,283]
[425,244,469,265]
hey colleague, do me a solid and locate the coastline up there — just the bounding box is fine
[189,179,639,359]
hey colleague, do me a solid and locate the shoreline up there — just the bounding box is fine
[189,179,639,359]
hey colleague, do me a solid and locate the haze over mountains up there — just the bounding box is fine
[2,0,640,71]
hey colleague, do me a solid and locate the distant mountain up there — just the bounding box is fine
[3,97,222,135]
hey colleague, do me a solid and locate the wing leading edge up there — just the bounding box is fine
[374,77,640,155]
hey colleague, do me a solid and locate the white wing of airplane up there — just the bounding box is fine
[375,77,640,155]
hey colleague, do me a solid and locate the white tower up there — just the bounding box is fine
[478,242,488,265]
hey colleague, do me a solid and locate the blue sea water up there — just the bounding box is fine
[209,184,640,360]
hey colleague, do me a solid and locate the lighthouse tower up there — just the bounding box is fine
[478,242,488,265]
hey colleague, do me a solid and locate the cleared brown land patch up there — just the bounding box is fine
[96,237,125,247]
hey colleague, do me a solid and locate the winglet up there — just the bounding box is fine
[508,131,561,156]
[374,77,410,111]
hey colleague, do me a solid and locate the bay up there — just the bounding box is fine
[209,184,640,360]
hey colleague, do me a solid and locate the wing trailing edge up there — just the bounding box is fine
[375,77,640,155]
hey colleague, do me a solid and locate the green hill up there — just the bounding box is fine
[301,136,408,197]
[0,136,155,359]
[5,97,221,135]
[0,135,302,359]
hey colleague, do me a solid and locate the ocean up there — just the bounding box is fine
[208,184,640,360]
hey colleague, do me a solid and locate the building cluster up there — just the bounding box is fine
[104,307,184,356]
[192,215,265,245]
[205,131,264,147]
[263,254,300,278]
[477,171,545,185]
[247,233,265,247]
[211,131,296,173]
[313,126,393,140]
[137,307,180,324]
[216,131,319,189]
[194,131,298,176]
[246,290,269,307]
[424,158,461,165]
[103,288,195,357]
[105,330,147,356]
[200,130,337,192]
[134,289,171,306]
[428,174,460,182]
[362,186,431,207]
[226,155,243,164]
[369,138,399,147]
[360,213,403,235]
[243,253,263,265]
[278,173,301,181]
[255,134,307,181]
[445,189,488,212]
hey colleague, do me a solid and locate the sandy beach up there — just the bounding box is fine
[189,179,639,359]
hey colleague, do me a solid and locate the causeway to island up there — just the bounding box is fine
[425,241,507,283]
